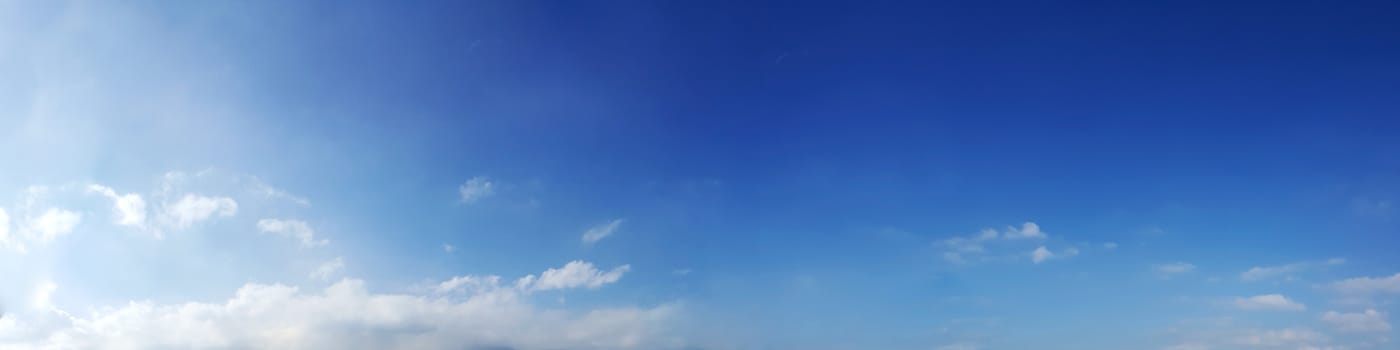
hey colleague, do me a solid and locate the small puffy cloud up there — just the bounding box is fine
[256,219,329,247]
[938,222,1063,265]
[1153,263,1196,277]
[1233,294,1306,311]
[1002,222,1046,239]
[1030,246,1077,264]
[458,176,495,204]
[88,184,147,227]
[1240,258,1345,282]
[27,208,82,243]
[582,219,624,244]
[1321,309,1391,333]
[310,257,344,281]
[522,260,631,292]
[1329,272,1400,295]
[1031,246,1054,264]
[163,194,237,230]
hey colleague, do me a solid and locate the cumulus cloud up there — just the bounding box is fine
[1031,246,1054,264]
[310,257,345,281]
[582,219,624,244]
[1321,309,1391,333]
[939,222,1064,265]
[458,176,495,204]
[162,194,237,231]
[1153,263,1196,277]
[1240,258,1345,282]
[1233,294,1306,311]
[257,219,329,247]
[1002,222,1045,239]
[521,261,630,292]
[26,208,81,243]
[2,279,682,350]
[88,184,147,227]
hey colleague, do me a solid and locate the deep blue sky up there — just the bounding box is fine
[2,1,1399,349]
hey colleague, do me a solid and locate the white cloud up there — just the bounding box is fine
[1002,222,1045,239]
[458,176,495,204]
[582,219,624,244]
[1232,328,1328,347]
[1031,246,1053,264]
[1240,258,1345,282]
[442,244,455,253]
[1153,263,1196,277]
[1233,294,1306,311]
[88,184,147,227]
[1321,309,1391,333]
[30,281,58,311]
[5,279,682,350]
[245,176,311,206]
[27,208,81,243]
[521,260,631,292]
[163,194,237,231]
[310,257,344,281]
[1329,272,1400,295]
[938,222,1064,265]
[256,219,329,247]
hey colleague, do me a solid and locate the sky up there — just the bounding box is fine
[1,1,1399,349]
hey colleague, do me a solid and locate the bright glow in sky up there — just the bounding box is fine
[2,1,1400,349]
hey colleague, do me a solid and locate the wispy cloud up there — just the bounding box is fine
[458,176,495,204]
[581,219,624,244]
[1240,258,1345,282]
[256,219,328,247]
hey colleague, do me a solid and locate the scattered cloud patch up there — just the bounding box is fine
[88,184,147,227]
[310,257,344,281]
[1153,263,1196,278]
[26,208,82,243]
[1103,242,1118,249]
[939,222,1067,265]
[522,260,631,292]
[0,208,10,245]
[1240,258,1345,282]
[245,176,311,206]
[6,279,681,349]
[1002,222,1045,239]
[442,244,455,253]
[458,176,495,204]
[1233,294,1306,311]
[1321,309,1391,333]
[163,194,237,231]
[256,219,328,247]
[1232,328,1328,347]
[582,219,624,244]
[1329,273,1400,296]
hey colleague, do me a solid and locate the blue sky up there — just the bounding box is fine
[2,1,1400,349]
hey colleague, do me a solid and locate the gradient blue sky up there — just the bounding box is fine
[2,1,1400,349]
